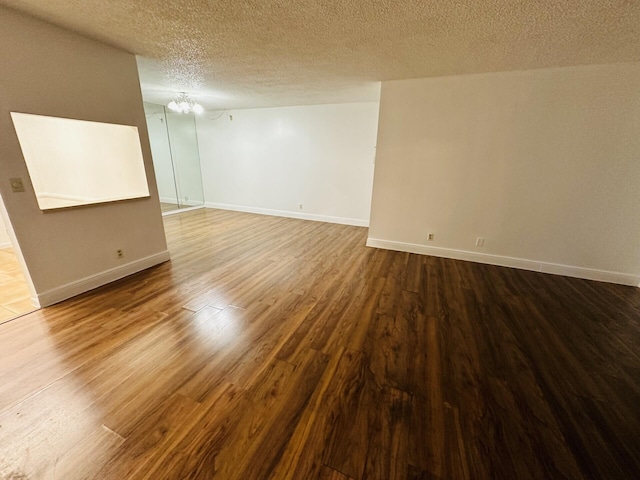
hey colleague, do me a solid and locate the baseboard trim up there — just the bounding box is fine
[366,238,640,287]
[205,202,369,227]
[162,205,205,216]
[159,197,203,208]
[36,250,171,307]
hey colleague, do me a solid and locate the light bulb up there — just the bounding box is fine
[192,103,204,115]
[179,101,190,113]
[167,101,178,111]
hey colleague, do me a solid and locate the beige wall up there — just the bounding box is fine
[369,63,640,284]
[0,7,168,304]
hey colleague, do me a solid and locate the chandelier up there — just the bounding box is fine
[167,93,204,115]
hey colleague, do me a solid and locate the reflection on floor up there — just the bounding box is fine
[160,202,180,213]
[0,247,36,322]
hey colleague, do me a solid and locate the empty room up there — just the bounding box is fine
[0,1,639,479]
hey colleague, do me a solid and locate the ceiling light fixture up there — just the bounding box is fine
[167,93,204,114]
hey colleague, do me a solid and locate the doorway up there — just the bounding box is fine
[0,194,38,323]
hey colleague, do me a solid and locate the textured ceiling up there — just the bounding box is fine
[1,0,639,109]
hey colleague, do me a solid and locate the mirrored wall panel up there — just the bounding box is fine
[144,102,204,214]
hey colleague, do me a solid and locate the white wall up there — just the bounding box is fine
[0,7,169,305]
[197,102,379,226]
[369,63,640,285]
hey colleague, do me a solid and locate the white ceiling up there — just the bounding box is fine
[2,0,639,109]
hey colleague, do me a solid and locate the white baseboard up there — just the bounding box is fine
[162,205,205,216]
[36,250,171,307]
[159,197,203,208]
[205,202,369,227]
[366,238,640,287]
[182,199,203,207]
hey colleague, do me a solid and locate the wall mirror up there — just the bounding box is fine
[11,112,150,210]
[143,102,204,214]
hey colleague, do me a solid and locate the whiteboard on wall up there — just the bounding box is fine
[11,112,150,210]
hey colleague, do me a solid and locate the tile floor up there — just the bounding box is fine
[0,247,36,322]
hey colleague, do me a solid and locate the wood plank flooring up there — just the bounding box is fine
[160,202,180,213]
[1,208,639,479]
[0,247,36,323]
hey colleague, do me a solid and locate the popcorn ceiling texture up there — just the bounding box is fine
[1,0,639,108]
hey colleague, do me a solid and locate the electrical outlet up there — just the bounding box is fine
[116,249,124,259]
[299,204,303,210]
[475,237,484,247]
[428,233,434,241]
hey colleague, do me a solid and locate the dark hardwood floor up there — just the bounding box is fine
[1,208,639,479]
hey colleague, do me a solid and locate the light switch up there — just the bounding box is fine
[9,177,25,193]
